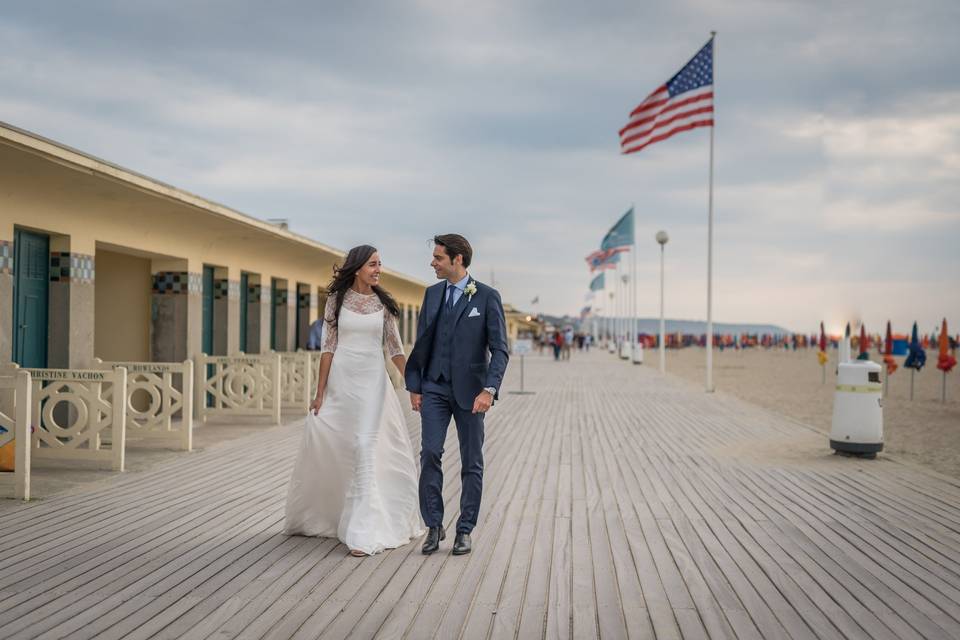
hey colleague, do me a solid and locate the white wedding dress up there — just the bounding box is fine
[283,289,424,554]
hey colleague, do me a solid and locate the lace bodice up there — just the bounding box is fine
[321,289,404,358]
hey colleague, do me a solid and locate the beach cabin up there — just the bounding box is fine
[0,121,426,371]
[0,121,427,495]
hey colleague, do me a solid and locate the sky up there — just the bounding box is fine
[2,0,958,334]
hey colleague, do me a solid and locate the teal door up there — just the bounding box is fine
[239,273,248,353]
[295,285,305,350]
[202,267,215,407]
[13,229,49,368]
[202,267,215,355]
[270,278,278,351]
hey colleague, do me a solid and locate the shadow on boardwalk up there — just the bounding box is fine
[2,351,960,639]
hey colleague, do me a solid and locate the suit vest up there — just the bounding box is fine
[426,290,459,383]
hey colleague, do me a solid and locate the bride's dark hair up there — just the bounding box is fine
[325,244,400,327]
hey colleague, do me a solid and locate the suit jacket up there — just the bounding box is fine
[404,277,510,411]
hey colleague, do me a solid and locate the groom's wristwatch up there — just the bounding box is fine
[483,386,497,396]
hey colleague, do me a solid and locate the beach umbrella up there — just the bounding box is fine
[882,321,897,395]
[817,322,828,383]
[904,321,926,401]
[937,318,957,402]
[857,324,870,360]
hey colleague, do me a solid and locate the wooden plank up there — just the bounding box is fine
[3,353,960,640]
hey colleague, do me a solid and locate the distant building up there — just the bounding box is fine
[0,122,426,369]
[503,304,543,345]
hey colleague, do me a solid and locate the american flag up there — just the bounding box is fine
[585,247,627,272]
[619,38,713,155]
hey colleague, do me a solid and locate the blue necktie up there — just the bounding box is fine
[446,285,455,309]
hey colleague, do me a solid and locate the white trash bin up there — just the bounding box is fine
[830,360,883,458]
[632,342,644,365]
[619,340,630,360]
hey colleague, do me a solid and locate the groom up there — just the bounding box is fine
[405,234,509,555]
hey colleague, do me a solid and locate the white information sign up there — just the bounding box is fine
[512,339,533,356]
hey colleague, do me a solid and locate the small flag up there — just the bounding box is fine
[619,38,714,155]
[585,247,627,272]
[589,272,605,291]
[601,207,635,250]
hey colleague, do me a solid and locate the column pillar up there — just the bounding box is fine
[150,258,193,363]
[186,259,203,361]
[286,283,297,352]
[260,277,272,352]
[0,221,13,364]
[309,287,319,324]
[48,234,95,369]
[226,270,241,356]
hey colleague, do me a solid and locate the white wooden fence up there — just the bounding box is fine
[95,359,193,451]
[276,351,312,412]
[11,366,127,472]
[0,370,32,500]
[195,354,282,425]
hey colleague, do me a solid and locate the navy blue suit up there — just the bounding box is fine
[405,277,509,533]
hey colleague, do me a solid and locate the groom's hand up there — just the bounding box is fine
[472,390,493,414]
[409,392,422,412]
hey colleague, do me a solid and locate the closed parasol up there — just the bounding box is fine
[937,318,956,402]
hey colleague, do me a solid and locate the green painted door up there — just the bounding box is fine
[239,273,248,353]
[270,278,278,351]
[202,267,215,407]
[295,285,304,350]
[202,267,215,355]
[13,229,49,368]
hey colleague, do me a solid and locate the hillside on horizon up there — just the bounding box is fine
[543,316,794,336]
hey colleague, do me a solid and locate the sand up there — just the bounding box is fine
[661,346,960,480]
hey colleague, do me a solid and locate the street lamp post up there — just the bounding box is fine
[656,230,669,374]
[620,272,630,359]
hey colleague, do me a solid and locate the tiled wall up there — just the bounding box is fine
[0,240,12,275]
[153,271,202,295]
[49,251,94,284]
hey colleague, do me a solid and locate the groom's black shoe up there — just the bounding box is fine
[452,532,471,555]
[422,527,445,554]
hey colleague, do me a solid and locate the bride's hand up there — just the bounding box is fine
[310,394,324,415]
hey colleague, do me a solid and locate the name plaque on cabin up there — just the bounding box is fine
[115,363,181,373]
[22,369,111,382]
[206,357,270,366]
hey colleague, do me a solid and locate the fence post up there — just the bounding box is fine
[15,370,31,500]
[182,359,194,451]
[195,354,207,424]
[300,352,311,411]
[272,353,282,425]
[112,367,127,472]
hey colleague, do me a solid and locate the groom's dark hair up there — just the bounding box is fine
[434,234,472,268]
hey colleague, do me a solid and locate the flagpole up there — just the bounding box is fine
[616,259,623,356]
[632,236,638,363]
[616,260,621,353]
[705,30,717,393]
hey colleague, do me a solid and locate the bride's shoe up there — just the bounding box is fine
[349,549,368,557]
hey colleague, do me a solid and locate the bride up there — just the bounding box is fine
[283,245,424,556]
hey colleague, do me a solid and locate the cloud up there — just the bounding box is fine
[1,0,957,333]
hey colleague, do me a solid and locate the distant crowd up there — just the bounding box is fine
[539,328,593,361]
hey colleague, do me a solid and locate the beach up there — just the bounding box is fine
[659,346,960,479]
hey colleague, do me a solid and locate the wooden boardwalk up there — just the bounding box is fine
[2,350,960,639]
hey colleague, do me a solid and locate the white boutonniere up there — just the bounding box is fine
[464,282,477,301]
